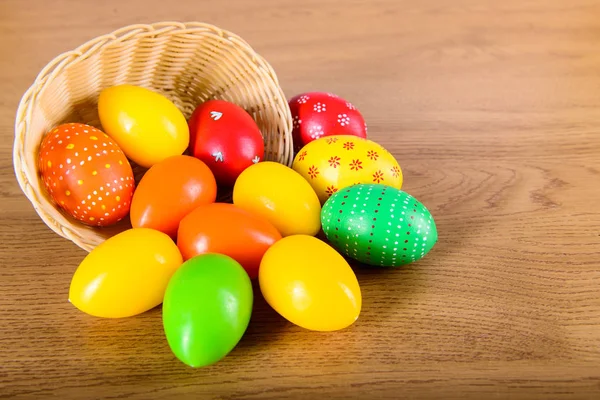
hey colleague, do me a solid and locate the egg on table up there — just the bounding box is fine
[259,235,361,331]
[69,228,183,318]
[38,123,134,226]
[163,253,253,368]
[289,92,367,151]
[320,184,438,267]
[177,203,282,279]
[292,135,403,204]
[98,85,189,168]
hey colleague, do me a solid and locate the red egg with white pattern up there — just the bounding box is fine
[188,100,264,188]
[289,92,367,151]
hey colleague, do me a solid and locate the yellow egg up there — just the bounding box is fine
[232,161,321,237]
[292,135,403,204]
[69,228,183,318]
[98,85,189,168]
[259,235,361,331]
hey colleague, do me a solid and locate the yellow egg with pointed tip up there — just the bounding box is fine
[259,235,361,331]
[233,161,321,237]
[69,228,183,318]
[98,85,189,168]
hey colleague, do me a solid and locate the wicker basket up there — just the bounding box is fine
[13,22,294,252]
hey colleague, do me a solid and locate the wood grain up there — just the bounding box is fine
[1,0,600,398]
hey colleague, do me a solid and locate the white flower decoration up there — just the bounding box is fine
[327,93,338,98]
[337,113,351,126]
[297,95,309,104]
[314,102,326,113]
[346,102,356,110]
[293,115,302,129]
[308,125,324,139]
[364,122,368,133]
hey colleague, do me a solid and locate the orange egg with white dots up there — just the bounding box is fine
[38,123,135,227]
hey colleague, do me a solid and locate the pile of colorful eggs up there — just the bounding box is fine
[37,86,437,368]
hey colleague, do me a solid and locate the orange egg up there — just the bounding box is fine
[38,123,134,226]
[177,203,282,279]
[130,155,217,238]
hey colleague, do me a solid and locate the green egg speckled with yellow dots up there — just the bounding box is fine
[321,184,437,267]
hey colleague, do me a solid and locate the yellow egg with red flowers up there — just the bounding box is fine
[292,135,403,204]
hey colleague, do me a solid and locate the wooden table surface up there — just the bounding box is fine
[2,0,600,398]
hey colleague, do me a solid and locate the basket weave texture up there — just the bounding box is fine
[13,21,294,252]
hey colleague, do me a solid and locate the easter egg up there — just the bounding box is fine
[259,235,361,331]
[292,135,403,204]
[177,203,281,279]
[38,123,134,226]
[188,100,264,187]
[69,228,183,318]
[289,92,367,150]
[98,85,189,168]
[130,155,217,238]
[232,161,321,237]
[321,184,438,267]
[163,254,253,367]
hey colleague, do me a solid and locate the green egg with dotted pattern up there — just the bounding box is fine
[321,184,437,267]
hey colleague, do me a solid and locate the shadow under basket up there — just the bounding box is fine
[13,21,294,252]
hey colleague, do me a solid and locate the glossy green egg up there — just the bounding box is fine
[321,184,437,267]
[162,254,253,367]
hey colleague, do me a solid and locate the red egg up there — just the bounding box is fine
[37,123,135,226]
[188,100,264,187]
[289,92,367,151]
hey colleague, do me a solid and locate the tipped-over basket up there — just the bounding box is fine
[13,21,294,252]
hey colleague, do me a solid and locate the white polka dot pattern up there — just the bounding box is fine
[37,123,135,227]
[321,184,438,267]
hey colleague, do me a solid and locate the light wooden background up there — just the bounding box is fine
[1,0,600,399]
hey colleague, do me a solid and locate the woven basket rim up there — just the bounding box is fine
[13,21,293,252]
